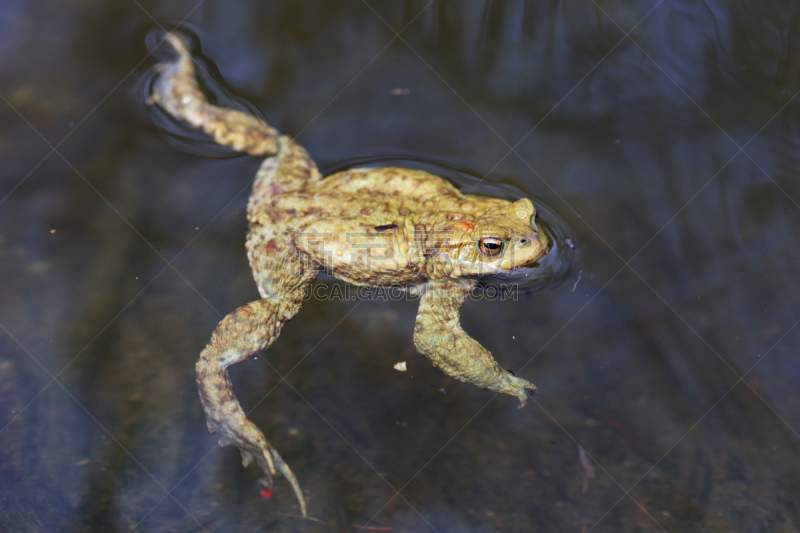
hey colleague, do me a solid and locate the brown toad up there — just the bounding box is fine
[150,33,549,517]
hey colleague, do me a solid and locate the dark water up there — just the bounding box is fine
[2,1,800,532]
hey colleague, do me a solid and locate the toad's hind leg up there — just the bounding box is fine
[197,296,310,517]
[151,32,280,156]
[413,279,538,405]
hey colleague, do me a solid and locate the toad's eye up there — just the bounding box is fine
[479,237,504,256]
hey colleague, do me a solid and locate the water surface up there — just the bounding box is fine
[1,1,799,532]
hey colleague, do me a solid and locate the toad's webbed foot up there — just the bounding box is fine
[197,298,307,517]
[151,32,280,156]
[413,279,537,405]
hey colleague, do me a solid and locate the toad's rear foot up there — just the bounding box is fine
[151,32,280,156]
[196,299,309,517]
[208,409,306,517]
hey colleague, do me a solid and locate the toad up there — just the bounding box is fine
[150,33,549,518]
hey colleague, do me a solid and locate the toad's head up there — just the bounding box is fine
[427,198,549,278]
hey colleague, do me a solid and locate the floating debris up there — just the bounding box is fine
[572,270,582,292]
[578,445,595,494]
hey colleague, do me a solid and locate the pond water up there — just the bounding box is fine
[1,1,799,532]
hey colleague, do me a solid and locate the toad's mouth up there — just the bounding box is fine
[515,258,542,269]
[516,243,552,268]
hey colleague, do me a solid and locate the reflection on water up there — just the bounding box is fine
[1,1,799,532]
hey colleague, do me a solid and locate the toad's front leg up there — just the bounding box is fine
[196,298,307,517]
[413,279,537,405]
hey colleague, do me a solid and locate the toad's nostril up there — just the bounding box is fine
[530,212,539,230]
